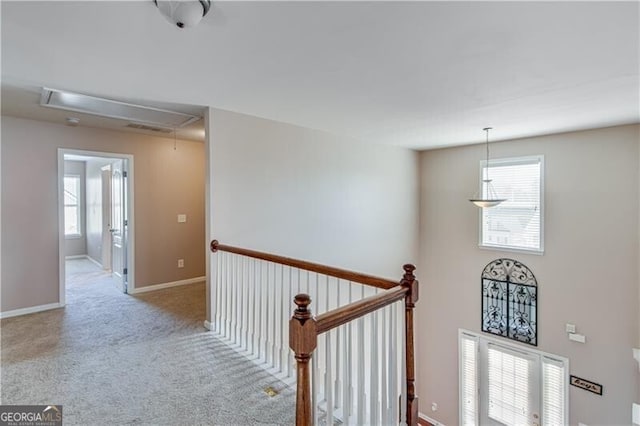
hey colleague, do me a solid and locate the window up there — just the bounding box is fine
[64,175,81,236]
[459,330,568,426]
[480,156,544,253]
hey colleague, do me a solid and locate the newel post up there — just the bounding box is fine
[289,294,317,426]
[402,264,419,426]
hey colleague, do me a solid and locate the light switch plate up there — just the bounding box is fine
[178,214,187,223]
[566,323,576,333]
[633,403,640,425]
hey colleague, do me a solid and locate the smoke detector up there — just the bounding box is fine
[66,117,80,127]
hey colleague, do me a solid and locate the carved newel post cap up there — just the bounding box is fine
[293,294,312,319]
[210,240,219,252]
[403,264,416,280]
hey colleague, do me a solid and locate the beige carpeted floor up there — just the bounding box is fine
[0,259,295,425]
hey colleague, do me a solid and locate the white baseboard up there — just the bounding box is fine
[204,320,214,331]
[65,254,103,268]
[129,276,205,294]
[85,255,103,268]
[420,412,445,426]
[0,302,64,319]
[65,254,87,259]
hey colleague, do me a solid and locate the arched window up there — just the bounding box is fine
[481,258,537,346]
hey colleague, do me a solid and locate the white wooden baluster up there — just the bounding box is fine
[214,252,221,333]
[225,253,231,338]
[240,257,246,350]
[276,264,283,371]
[334,279,342,421]
[370,310,379,425]
[270,263,277,369]
[234,255,240,345]
[356,315,365,425]
[389,301,398,422]
[229,256,238,344]
[381,304,389,425]
[252,259,259,358]
[247,258,254,354]
[256,261,263,361]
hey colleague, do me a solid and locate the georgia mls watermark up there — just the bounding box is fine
[0,405,62,426]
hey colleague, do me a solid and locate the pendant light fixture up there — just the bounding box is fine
[469,127,506,208]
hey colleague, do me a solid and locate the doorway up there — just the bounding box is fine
[58,149,135,305]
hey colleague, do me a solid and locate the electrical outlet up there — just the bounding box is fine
[431,402,438,411]
[177,214,187,223]
[566,323,576,333]
[178,259,184,268]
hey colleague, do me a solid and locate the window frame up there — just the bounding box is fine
[478,155,545,255]
[458,329,569,426]
[63,174,82,238]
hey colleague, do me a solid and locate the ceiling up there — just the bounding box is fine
[1,1,638,149]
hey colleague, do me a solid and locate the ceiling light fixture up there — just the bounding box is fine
[469,127,507,208]
[154,0,212,29]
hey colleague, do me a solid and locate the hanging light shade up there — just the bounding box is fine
[154,0,212,29]
[469,127,507,208]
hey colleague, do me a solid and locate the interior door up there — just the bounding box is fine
[480,342,541,426]
[110,159,127,292]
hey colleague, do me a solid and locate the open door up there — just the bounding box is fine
[110,159,128,293]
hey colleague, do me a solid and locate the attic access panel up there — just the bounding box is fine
[40,87,200,128]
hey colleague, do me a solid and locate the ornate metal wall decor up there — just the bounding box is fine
[482,258,537,345]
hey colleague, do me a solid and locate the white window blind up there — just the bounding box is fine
[487,343,532,425]
[481,156,543,252]
[542,356,566,425]
[460,333,479,426]
[64,175,81,236]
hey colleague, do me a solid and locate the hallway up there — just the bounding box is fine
[0,259,294,425]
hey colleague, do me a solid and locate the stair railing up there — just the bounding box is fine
[210,240,419,425]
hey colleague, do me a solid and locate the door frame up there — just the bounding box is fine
[58,148,135,305]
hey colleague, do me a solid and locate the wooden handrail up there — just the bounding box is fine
[315,285,408,334]
[211,240,397,290]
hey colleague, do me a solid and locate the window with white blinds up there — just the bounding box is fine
[487,344,533,425]
[459,333,478,426]
[480,156,544,253]
[459,330,568,426]
[542,356,566,425]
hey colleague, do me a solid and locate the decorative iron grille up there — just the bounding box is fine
[481,258,537,345]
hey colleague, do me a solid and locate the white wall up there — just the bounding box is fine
[63,160,86,257]
[208,107,419,289]
[417,124,640,425]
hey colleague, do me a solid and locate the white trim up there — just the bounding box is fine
[0,302,63,319]
[64,254,102,268]
[128,276,205,294]
[419,412,445,426]
[85,255,103,268]
[203,320,214,331]
[65,254,87,260]
[58,149,135,303]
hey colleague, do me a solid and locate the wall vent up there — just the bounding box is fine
[125,123,173,133]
